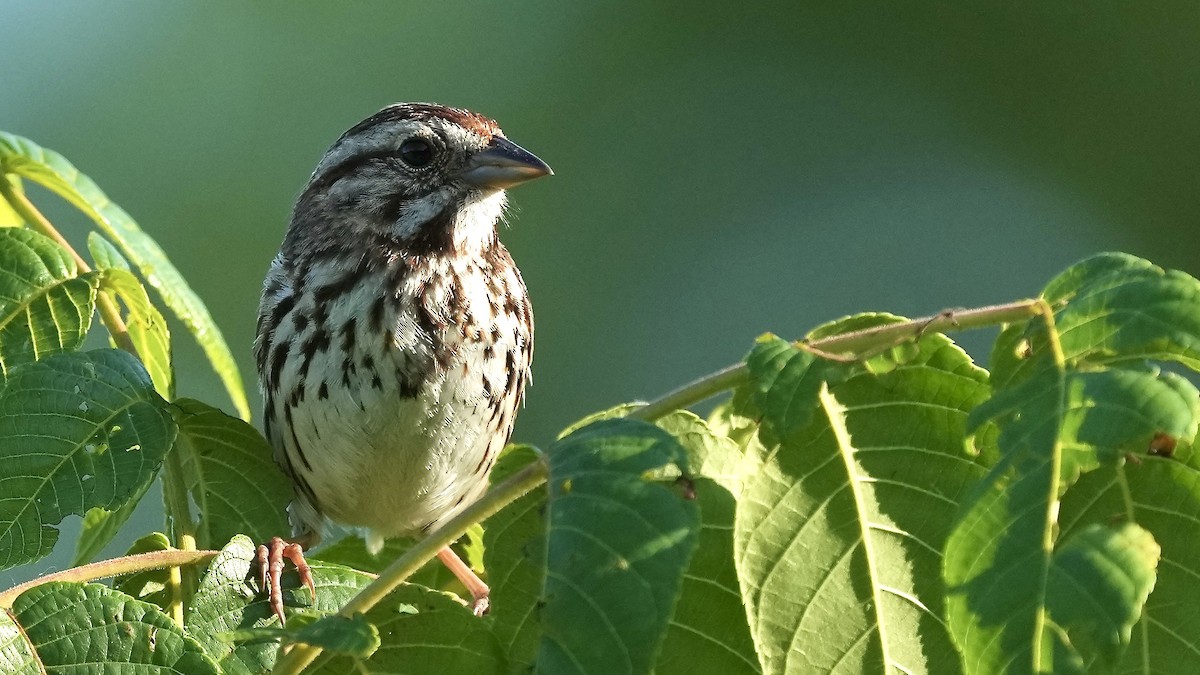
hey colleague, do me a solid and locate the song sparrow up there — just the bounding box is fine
[253,103,550,622]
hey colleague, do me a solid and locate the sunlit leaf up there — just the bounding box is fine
[654,411,758,675]
[947,328,1194,672]
[0,175,23,227]
[1047,523,1159,671]
[737,318,990,674]
[0,228,97,383]
[0,131,250,419]
[99,268,173,399]
[0,349,175,570]
[1060,458,1200,673]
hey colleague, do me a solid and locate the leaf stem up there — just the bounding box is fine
[0,549,217,608]
[630,299,1043,421]
[270,458,550,675]
[162,447,199,627]
[0,172,139,357]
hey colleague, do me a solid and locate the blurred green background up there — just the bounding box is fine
[3,3,1197,583]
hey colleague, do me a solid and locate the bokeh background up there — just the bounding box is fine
[3,3,1198,584]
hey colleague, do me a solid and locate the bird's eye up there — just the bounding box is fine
[399,138,435,168]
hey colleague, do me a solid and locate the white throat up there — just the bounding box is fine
[391,189,507,255]
[451,190,507,255]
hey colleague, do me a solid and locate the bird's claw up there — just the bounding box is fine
[255,536,315,625]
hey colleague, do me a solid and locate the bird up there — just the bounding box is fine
[252,102,550,622]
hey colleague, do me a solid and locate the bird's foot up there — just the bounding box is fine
[255,536,315,625]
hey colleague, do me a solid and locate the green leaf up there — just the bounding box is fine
[654,411,759,675]
[188,535,375,674]
[284,613,380,658]
[313,533,466,596]
[483,444,549,670]
[72,478,155,566]
[0,175,23,227]
[947,321,1194,672]
[737,322,991,674]
[0,131,250,419]
[99,267,173,399]
[170,399,292,549]
[308,585,507,674]
[114,532,175,608]
[0,227,98,383]
[746,333,841,445]
[0,349,176,570]
[1046,523,1160,671]
[535,418,700,675]
[1046,253,1200,372]
[87,230,132,272]
[1,582,219,673]
[1060,458,1200,673]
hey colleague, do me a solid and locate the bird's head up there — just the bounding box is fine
[290,103,551,257]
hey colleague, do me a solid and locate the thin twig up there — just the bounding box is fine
[0,549,218,608]
[630,300,1042,422]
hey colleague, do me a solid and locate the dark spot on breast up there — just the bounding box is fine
[318,381,329,400]
[298,327,332,382]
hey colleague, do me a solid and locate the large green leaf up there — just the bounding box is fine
[994,254,1200,389]
[0,581,219,674]
[946,330,1191,672]
[0,131,250,419]
[0,349,176,570]
[484,444,549,671]
[187,535,376,674]
[0,227,97,383]
[170,398,292,549]
[654,411,759,675]
[1059,457,1200,673]
[535,418,700,675]
[1046,523,1159,671]
[308,585,507,674]
[736,323,991,674]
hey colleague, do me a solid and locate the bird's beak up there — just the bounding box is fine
[461,137,553,190]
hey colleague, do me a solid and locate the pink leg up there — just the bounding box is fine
[437,546,490,616]
[255,536,316,625]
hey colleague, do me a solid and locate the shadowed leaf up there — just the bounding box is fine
[0,349,175,570]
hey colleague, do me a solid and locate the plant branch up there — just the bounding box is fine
[162,447,199,626]
[0,549,218,609]
[0,172,139,357]
[271,458,550,675]
[630,299,1042,421]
